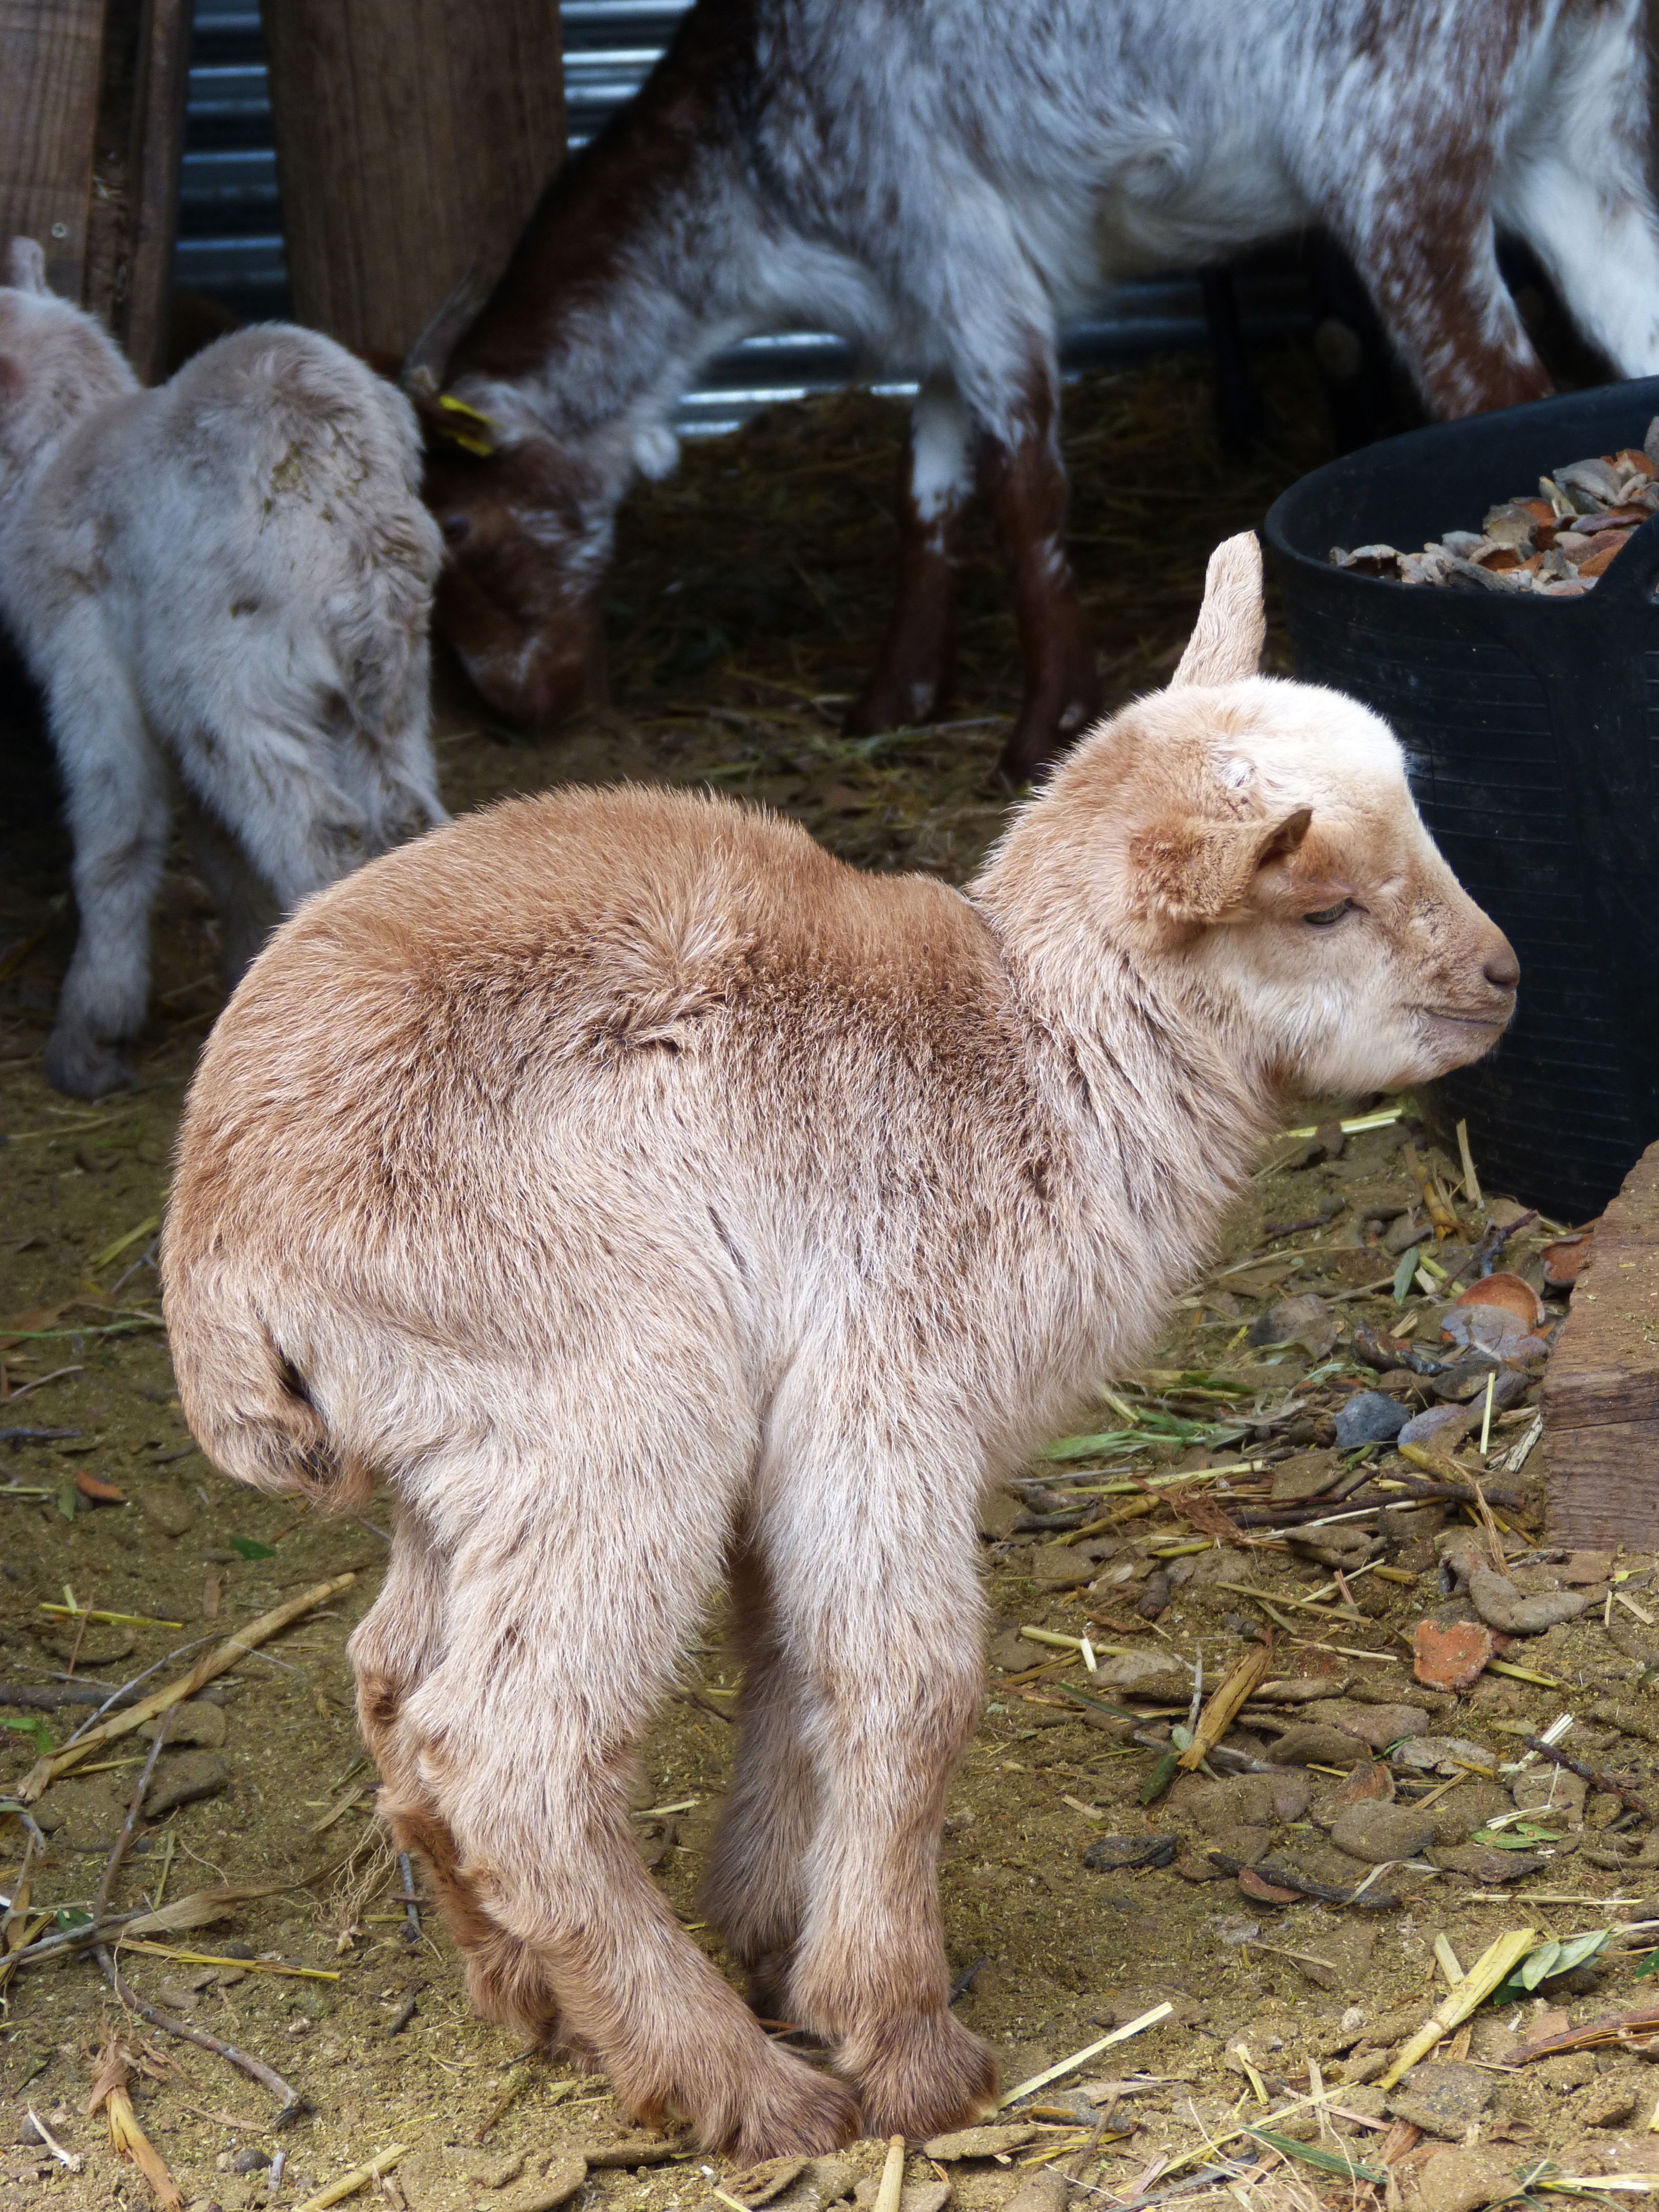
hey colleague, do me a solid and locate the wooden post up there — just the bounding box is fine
[122,0,192,382]
[0,0,191,377]
[1542,1139,1659,1544]
[0,0,107,300]
[263,0,565,360]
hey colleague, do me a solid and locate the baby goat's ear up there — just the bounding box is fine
[5,239,48,296]
[1171,532,1266,688]
[1131,804,1312,924]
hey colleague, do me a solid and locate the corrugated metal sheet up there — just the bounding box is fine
[172,0,1310,428]
[174,7,286,309]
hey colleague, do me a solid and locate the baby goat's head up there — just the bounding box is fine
[994,533,1518,1100]
[0,238,135,502]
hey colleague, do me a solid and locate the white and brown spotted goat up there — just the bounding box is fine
[164,534,1517,2152]
[0,238,445,1097]
[409,0,1659,779]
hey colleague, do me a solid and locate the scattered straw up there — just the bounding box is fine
[1002,2002,1175,2107]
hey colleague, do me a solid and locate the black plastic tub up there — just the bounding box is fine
[1264,378,1659,1224]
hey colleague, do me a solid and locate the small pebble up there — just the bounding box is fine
[1334,1390,1408,1447]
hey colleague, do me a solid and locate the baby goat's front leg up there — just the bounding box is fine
[43,642,171,1097]
[768,1427,997,2135]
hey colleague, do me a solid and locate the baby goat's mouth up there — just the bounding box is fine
[1419,1004,1513,1028]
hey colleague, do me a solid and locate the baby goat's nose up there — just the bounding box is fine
[1483,934,1520,992]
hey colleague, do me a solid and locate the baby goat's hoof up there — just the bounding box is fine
[699,2054,860,2162]
[42,1026,135,1099]
[842,2009,999,2140]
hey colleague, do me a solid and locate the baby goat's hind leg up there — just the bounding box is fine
[349,1508,590,2061]
[180,790,281,989]
[769,1419,996,2136]
[399,1426,858,2159]
[175,710,369,911]
[701,1533,823,2019]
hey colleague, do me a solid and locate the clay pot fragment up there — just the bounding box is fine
[1452,1271,1545,1330]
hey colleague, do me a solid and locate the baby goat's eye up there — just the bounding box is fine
[1302,899,1354,928]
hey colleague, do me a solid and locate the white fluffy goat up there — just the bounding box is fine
[0,236,446,1097]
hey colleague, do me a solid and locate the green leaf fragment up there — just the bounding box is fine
[1520,1942,1562,1989]
[1553,1930,1611,1975]
[1243,2130,1385,2184]
[1141,1749,1181,1806]
[230,1535,276,1560]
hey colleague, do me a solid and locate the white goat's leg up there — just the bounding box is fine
[43,656,171,1098]
[181,789,281,988]
[175,716,368,911]
[1319,181,1551,419]
[700,1530,822,2015]
[350,1507,596,2064]
[1497,0,1659,378]
[844,372,974,738]
[874,215,1097,778]
[771,1433,997,2137]
[396,1441,859,2160]
[1502,164,1659,379]
[972,351,1102,783]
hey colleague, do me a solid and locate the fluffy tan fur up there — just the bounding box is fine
[160,535,1516,2156]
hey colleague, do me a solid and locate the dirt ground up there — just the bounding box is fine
[4,342,1656,2212]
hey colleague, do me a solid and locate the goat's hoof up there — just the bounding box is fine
[42,1026,135,1099]
[841,2009,999,2139]
[701,2054,860,2161]
[997,690,1100,786]
[994,723,1065,787]
[842,675,946,738]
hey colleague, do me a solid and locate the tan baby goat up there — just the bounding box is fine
[162,536,1517,2158]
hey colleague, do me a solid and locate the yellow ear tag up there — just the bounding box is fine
[435,393,499,455]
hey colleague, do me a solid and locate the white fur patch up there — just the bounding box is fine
[910,382,972,525]
[633,421,681,481]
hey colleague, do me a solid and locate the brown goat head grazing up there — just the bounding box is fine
[403,263,618,723]
[419,433,609,723]
[161,533,1514,2160]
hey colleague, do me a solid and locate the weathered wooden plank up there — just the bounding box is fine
[0,0,107,300]
[264,0,564,360]
[1546,1420,1659,1547]
[1544,1137,1659,1541]
[1549,1369,1659,1430]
